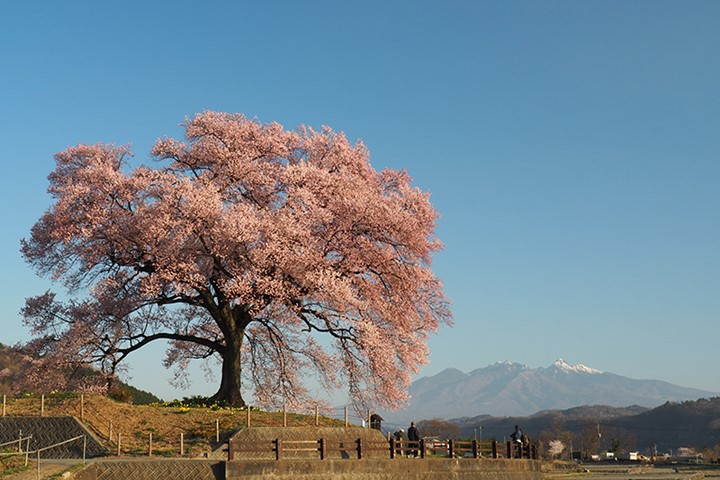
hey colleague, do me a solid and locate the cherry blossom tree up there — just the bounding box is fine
[548,440,565,459]
[21,112,451,409]
[0,341,109,396]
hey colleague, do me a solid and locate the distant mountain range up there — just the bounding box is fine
[451,398,720,452]
[397,359,717,421]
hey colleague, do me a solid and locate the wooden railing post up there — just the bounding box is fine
[420,439,425,459]
[275,438,282,461]
[506,441,511,459]
[390,437,395,459]
[448,439,454,458]
[492,440,498,458]
[227,438,233,461]
[319,438,326,460]
[357,438,362,459]
[472,439,478,458]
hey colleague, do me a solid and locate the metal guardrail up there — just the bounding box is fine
[0,435,32,451]
[0,434,87,480]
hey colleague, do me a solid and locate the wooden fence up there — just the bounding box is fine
[229,437,391,461]
[229,437,539,461]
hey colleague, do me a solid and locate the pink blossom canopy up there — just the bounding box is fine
[22,112,452,410]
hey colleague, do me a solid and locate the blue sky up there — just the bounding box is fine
[1,1,719,406]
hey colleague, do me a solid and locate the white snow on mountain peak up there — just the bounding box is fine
[551,358,602,374]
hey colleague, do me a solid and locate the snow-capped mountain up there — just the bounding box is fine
[389,359,717,421]
[548,358,602,375]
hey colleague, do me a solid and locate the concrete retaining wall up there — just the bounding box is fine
[72,460,224,480]
[226,458,543,480]
[70,458,542,480]
[0,416,105,458]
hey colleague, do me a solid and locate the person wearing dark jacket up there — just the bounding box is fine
[407,422,420,457]
[511,425,523,443]
[510,425,523,458]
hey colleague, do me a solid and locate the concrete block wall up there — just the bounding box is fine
[225,458,543,480]
[71,458,541,480]
[0,416,105,458]
[71,460,224,480]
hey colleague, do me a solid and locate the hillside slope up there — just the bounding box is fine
[452,398,720,452]
[2,394,348,456]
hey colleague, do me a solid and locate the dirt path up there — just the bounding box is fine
[3,460,83,480]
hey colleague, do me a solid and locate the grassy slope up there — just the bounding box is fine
[2,394,349,457]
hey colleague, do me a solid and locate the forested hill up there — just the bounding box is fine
[0,343,160,404]
[612,397,720,450]
[451,397,720,452]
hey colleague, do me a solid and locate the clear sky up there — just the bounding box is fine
[1,1,718,404]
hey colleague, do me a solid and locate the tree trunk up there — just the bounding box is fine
[210,318,246,407]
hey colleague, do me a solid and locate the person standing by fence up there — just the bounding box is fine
[407,422,420,458]
[510,425,523,444]
[510,425,523,458]
[393,429,405,457]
